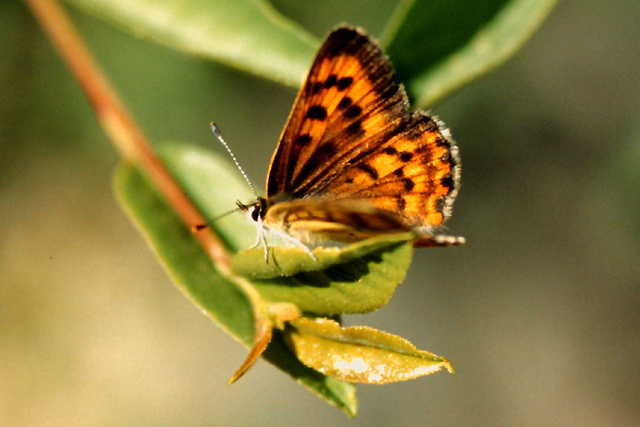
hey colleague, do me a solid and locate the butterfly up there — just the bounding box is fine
[236,26,464,257]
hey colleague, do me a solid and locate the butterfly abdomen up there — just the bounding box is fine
[263,198,409,244]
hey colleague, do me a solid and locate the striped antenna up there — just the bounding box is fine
[210,122,258,199]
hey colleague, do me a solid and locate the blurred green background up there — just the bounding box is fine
[2,0,639,425]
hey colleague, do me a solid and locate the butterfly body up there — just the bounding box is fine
[263,198,410,244]
[243,26,463,252]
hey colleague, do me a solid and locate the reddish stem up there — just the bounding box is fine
[24,0,232,272]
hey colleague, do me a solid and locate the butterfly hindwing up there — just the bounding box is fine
[317,112,460,229]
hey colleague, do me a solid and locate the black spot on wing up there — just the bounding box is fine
[306,105,327,121]
[344,105,363,119]
[357,163,379,180]
[382,146,412,163]
[337,76,353,90]
[295,134,312,147]
[440,173,454,192]
[402,178,415,191]
[324,74,337,88]
[310,81,323,95]
[347,120,363,135]
[399,151,413,162]
[337,97,352,110]
[319,141,336,156]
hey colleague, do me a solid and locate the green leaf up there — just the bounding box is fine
[65,0,556,106]
[249,241,413,315]
[65,0,318,87]
[233,232,415,279]
[383,0,557,107]
[285,317,454,384]
[114,164,255,344]
[158,142,414,315]
[113,152,357,415]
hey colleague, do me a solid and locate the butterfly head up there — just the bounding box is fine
[236,197,269,223]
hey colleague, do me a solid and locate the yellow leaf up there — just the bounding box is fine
[285,317,453,384]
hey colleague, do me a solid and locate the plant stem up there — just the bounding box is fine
[24,2,277,371]
[24,0,233,272]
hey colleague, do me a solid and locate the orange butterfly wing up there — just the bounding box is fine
[265,26,460,238]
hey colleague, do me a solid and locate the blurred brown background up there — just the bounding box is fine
[1,1,639,425]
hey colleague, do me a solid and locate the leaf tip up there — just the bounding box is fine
[442,357,455,374]
[228,318,274,385]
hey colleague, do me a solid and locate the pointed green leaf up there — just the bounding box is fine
[113,154,357,415]
[285,317,453,384]
[233,232,415,279]
[65,0,318,87]
[383,0,557,107]
[250,241,413,315]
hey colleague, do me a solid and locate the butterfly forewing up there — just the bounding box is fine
[266,27,407,198]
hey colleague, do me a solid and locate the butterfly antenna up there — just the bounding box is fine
[192,206,240,232]
[210,122,259,199]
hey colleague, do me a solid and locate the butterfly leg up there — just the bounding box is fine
[260,231,269,263]
[263,226,318,261]
[249,230,261,250]
[250,216,271,263]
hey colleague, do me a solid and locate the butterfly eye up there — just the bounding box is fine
[250,206,260,222]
